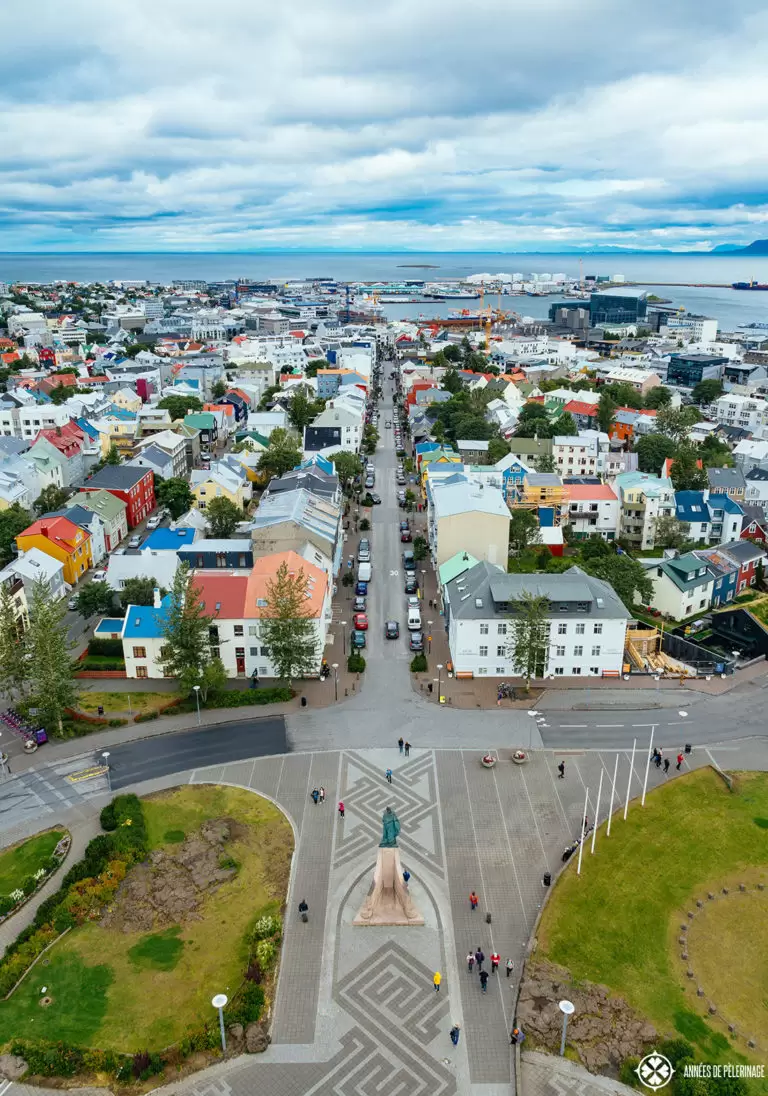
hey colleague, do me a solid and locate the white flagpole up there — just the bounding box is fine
[607,753,619,837]
[590,768,603,855]
[576,786,589,876]
[641,726,655,807]
[624,738,636,820]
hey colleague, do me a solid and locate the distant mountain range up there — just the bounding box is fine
[711,239,768,255]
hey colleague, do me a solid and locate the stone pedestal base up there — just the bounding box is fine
[353,847,425,927]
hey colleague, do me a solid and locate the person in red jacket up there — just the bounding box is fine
[338,801,345,818]
[469,890,479,910]
[491,951,500,973]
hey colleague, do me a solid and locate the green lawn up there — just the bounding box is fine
[537,769,768,1069]
[77,691,174,716]
[0,828,66,899]
[0,787,293,1053]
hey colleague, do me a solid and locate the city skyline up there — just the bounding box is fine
[2,0,768,252]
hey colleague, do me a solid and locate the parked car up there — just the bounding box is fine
[369,493,382,504]
[385,620,400,639]
[146,515,161,530]
[67,596,78,610]
[402,549,415,571]
[364,475,375,489]
[351,629,367,649]
[91,569,108,582]
[409,630,424,652]
[353,596,367,612]
[353,612,369,631]
[404,575,418,594]
[397,475,406,486]
[400,529,412,542]
[399,519,410,532]
[355,581,369,596]
[406,595,420,610]
[128,535,142,549]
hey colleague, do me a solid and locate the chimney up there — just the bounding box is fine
[40,525,48,537]
[153,587,162,609]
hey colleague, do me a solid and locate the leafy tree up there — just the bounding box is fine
[0,584,28,699]
[691,378,724,405]
[507,592,549,691]
[536,453,557,473]
[579,534,613,560]
[601,381,643,409]
[160,564,218,696]
[656,405,701,444]
[361,425,379,455]
[119,577,165,608]
[487,435,510,464]
[653,514,689,550]
[26,578,78,733]
[509,509,540,554]
[257,427,303,480]
[287,386,323,432]
[259,561,320,684]
[442,368,463,394]
[156,477,193,519]
[257,384,281,410]
[635,433,677,474]
[514,401,552,438]
[157,395,203,421]
[34,485,70,515]
[442,343,462,362]
[0,504,32,566]
[205,496,244,538]
[581,554,653,608]
[669,443,708,491]
[699,433,733,467]
[104,443,121,465]
[75,580,114,619]
[412,535,428,562]
[211,379,228,400]
[643,385,673,409]
[329,451,362,487]
[597,391,617,433]
[756,557,765,589]
[404,488,416,512]
[304,359,327,378]
[125,342,154,358]
[552,411,578,436]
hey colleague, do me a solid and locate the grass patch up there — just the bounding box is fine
[537,769,768,1065]
[128,927,184,972]
[0,828,65,899]
[0,951,112,1046]
[163,829,186,844]
[77,691,173,716]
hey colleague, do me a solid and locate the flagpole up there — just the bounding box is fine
[641,727,655,807]
[590,768,603,855]
[576,786,589,876]
[607,753,619,837]
[624,738,636,820]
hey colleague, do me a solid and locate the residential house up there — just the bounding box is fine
[717,539,767,594]
[428,480,510,568]
[111,387,142,414]
[615,471,676,550]
[128,444,175,480]
[456,440,490,464]
[245,410,287,437]
[552,435,603,477]
[120,594,171,680]
[262,457,340,505]
[219,390,249,423]
[712,393,768,434]
[695,548,739,609]
[78,466,155,528]
[105,549,180,596]
[250,488,341,575]
[68,489,128,552]
[443,563,629,679]
[140,527,198,553]
[744,467,768,512]
[97,406,140,458]
[562,400,599,429]
[29,422,85,488]
[732,439,768,475]
[191,465,247,512]
[0,547,66,600]
[707,494,744,543]
[45,504,107,564]
[740,505,768,546]
[566,484,620,540]
[183,412,219,449]
[16,516,93,585]
[601,366,662,395]
[311,399,363,454]
[706,466,746,501]
[134,430,189,478]
[303,425,342,456]
[648,552,715,621]
[178,539,254,570]
[505,436,553,468]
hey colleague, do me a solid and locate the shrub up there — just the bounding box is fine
[100,802,117,830]
[245,960,262,983]
[134,711,159,723]
[252,913,282,940]
[0,895,14,916]
[255,938,276,969]
[227,982,265,1026]
[53,906,76,933]
[410,654,427,673]
[347,652,366,673]
[88,637,124,657]
[22,876,38,896]
[108,718,126,727]
[10,1039,85,1078]
[659,1038,695,1067]
[359,517,370,531]
[341,572,354,587]
[619,1057,640,1088]
[77,657,126,671]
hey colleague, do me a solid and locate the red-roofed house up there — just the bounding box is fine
[566,483,620,540]
[30,421,86,487]
[16,516,93,584]
[563,400,599,428]
[39,373,78,396]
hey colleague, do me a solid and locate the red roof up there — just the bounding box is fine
[1,351,20,365]
[33,421,84,457]
[566,484,618,501]
[563,400,598,416]
[18,516,87,553]
[194,573,249,618]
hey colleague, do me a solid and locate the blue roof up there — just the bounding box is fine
[674,491,709,523]
[106,405,137,421]
[75,417,99,439]
[141,527,197,551]
[121,595,170,639]
[707,493,743,515]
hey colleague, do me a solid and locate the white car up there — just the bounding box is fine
[128,535,142,549]
[91,569,108,582]
[146,515,161,530]
[406,595,420,610]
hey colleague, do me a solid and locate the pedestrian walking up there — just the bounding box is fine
[491,951,500,973]
[403,869,411,885]
[398,737,404,754]
[510,1026,525,1045]
[404,741,411,756]
[505,958,514,978]
[655,750,662,769]
[663,758,670,774]
[469,890,479,910]
[338,800,345,818]
[466,952,475,973]
[449,1024,460,1047]
[385,768,392,783]
[479,970,489,993]
[433,971,441,993]
[319,786,326,803]
[676,752,684,771]
[557,761,565,779]
[475,948,484,971]
[311,788,319,805]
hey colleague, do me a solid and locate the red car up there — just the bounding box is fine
[400,529,412,542]
[353,612,369,631]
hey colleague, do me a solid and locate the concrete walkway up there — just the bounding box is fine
[522,1050,638,1096]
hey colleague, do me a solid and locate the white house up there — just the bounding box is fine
[713,393,768,433]
[428,479,510,568]
[646,552,715,621]
[566,484,620,540]
[443,562,629,679]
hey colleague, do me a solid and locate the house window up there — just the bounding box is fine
[590,666,599,675]
[575,623,585,635]
[479,623,489,635]
[133,646,146,658]
[477,667,487,675]
[136,666,148,679]
[557,623,567,635]
[160,645,172,660]
[594,623,603,634]
[234,625,244,637]
[571,666,582,675]
[496,666,505,673]
[250,647,259,656]
[479,645,488,657]
[260,646,269,656]
[592,645,601,656]
[496,645,506,657]
[497,623,507,635]
[554,666,564,675]
[216,553,227,568]
[555,645,565,657]
[249,626,258,635]
[573,645,583,656]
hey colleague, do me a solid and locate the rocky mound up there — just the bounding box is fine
[103,818,239,933]
[517,960,656,1073]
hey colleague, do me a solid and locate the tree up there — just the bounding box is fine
[507,592,549,692]
[699,433,734,468]
[75,581,114,619]
[0,504,32,566]
[361,425,379,455]
[287,387,323,432]
[691,378,724,405]
[105,443,121,465]
[552,411,577,436]
[157,395,203,421]
[211,379,228,400]
[597,391,617,434]
[404,488,416,512]
[257,428,303,480]
[669,443,708,491]
[206,496,243,538]
[487,435,510,464]
[442,343,462,362]
[119,577,165,608]
[125,342,153,358]
[304,359,327,378]
[643,385,673,410]
[329,451,362,487]
[635,433,677,474]
[509,509,540,554]
[601,381,643,409]
[653,514,689,550]
[156,477,194,519]
[34,485,70,515]
[413,535,428,562]
[582,554,653,608]
[536,453,556,473]
[26,578,78,733]
[656,405,701,444]
[160,564,218,695]
[442,368,463,395]
[0,584,28,699]
[514,401,552,438]
[258,384,281,410]
[259,561,320,684]
[579,534,614,560]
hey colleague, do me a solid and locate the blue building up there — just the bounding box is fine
[141,527,198,552]
[178,539,253,570]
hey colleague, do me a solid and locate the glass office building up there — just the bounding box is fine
[589,293,648,326]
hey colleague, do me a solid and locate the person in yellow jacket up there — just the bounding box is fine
[433,971,442,993]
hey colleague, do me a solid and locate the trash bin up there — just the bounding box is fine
[543,872,552,887]
[97,705,104,716]
[300,696,307,708]
[684,743,691,754]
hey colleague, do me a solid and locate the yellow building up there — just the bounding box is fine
[191,468,246,511]
[16,516,93,585]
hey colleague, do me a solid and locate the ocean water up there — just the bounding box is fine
[1,251,767,330]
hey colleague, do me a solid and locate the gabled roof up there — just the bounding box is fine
[707,466,746,490]
[674,491,710,524]
[69,489,127,521]
[18,515,87,552]
[81,466,151,491]
[122,595,171,639]
[657,552,714,592]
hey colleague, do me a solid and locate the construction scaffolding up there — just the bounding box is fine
[625,624,693,676]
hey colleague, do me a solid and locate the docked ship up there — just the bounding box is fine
[732,279,768,290]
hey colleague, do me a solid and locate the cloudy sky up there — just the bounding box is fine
[2,0,768,252]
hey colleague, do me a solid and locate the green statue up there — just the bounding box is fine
[379,806,400,848]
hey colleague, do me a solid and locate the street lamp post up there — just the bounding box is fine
[341,622,347,656]
[212,994,228,1052]
[558,1000,575,1055]
[436,663,443,702]
[102,752,111,794]
[420,569,426,598]
[332,662,339,702]
[193,684,201,726]
[427,620,433,654]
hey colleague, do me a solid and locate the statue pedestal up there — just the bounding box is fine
[353,847,425,927]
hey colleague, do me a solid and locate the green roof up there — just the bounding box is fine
[184,413,216,429]
[69,488,127,520]
[660,552,713,592]
[439,551,480,586]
